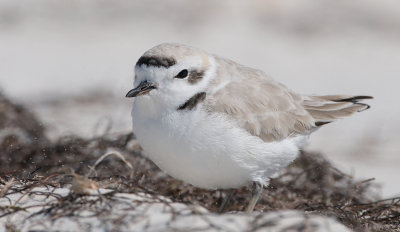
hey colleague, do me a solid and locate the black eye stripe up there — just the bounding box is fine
[188,70,204,84]
[175,69,188,79]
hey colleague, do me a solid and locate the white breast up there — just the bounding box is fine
[131,97,306,189]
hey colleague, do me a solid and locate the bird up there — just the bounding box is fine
[126,43,372,212]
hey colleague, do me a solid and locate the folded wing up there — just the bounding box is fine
[205,61,371,142]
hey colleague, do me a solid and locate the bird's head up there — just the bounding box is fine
[126,43,215,110]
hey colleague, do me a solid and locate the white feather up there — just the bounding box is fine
[132,99,307,189]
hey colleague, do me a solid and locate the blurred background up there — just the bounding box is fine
[0,0,399,197]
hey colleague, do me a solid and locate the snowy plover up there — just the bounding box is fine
[126,43,371,212]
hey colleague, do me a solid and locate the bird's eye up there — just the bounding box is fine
[175,69,188,79]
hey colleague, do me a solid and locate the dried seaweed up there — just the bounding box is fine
[0,92,399,231]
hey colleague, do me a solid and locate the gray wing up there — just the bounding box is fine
[204,58,371,142]
[204,59,316,142]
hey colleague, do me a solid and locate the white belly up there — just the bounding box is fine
[131,100,305,189]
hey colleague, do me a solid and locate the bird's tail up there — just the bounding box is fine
[303,95,373,126]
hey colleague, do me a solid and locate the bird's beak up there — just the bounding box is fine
[125,81,157,98]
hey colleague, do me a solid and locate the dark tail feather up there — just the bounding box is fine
[303,95,373,126]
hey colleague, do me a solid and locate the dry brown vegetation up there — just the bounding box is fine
[1,92,399,232]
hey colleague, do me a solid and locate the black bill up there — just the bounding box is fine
[125,81,157,98]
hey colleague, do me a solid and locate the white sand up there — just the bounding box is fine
[0,186,351,232]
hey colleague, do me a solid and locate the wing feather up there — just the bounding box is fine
[204,58,316,142]
[204,57,372,142]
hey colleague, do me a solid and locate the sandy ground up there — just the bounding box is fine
[1,0,399,197]
[0,186,350,232]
